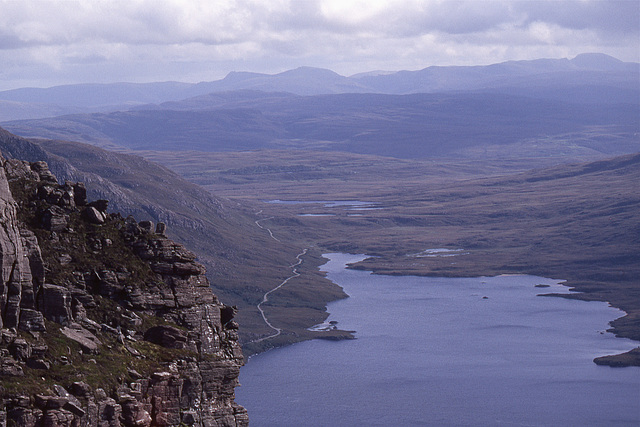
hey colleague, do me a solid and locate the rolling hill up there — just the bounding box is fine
[3,91,638,161]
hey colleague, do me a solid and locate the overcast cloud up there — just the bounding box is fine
[0,0,638,90]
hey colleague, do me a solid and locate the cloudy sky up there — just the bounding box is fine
[0,0,638,90]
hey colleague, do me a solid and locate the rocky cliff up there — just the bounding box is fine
[0,127,314,349]
[0,155,248,425]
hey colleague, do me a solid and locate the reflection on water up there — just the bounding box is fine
[237,253,640,427]
[265,199,380,211]
[265,199,375,207]
[408,248,469,257]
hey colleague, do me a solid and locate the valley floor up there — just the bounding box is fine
[143,149,640,365]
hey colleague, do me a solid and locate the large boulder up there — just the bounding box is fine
[83,206,106,224]
[41,206,69,231]
[59,324,101,354]
[29,161,57,183]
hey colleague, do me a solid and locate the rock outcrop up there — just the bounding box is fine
[0,156,248,426]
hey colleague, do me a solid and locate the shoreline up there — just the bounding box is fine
[236,252,640,426]
[343,254,640,367]
[242,252,640,367]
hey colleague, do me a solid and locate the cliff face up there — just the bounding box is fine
[0,156,248,425]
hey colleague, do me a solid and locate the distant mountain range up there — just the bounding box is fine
[0,53,637,121]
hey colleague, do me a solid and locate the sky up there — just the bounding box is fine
[0,0,638,90]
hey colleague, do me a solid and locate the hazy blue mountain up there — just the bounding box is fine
[0,67,366,120]
[569,52,636,71]
[0,82,196,121]
[0,99,85,121]
[1,54,636,121]
[352,54,639,101]
[0,81,194,108]
[192,67,370,95]
[1,54,637,160]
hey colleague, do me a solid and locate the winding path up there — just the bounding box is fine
[252,248,307,343]
[255,210,280,242]
[252,210,307,343]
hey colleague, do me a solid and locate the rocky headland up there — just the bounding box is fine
[0,155,248,425]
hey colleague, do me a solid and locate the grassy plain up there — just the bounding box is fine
[142,149,640,364]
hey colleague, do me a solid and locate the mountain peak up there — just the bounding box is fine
[571,53,625,70]
[221,71,268,82]
[277,66,344,78]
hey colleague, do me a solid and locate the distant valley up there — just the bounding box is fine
[143,149,640,361]
[0,54,638,363]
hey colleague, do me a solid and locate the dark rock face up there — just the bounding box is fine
[39,284,73,324]
[0,157,248,426]
[143,325,187,349]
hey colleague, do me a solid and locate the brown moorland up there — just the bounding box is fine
[142,149,640,364]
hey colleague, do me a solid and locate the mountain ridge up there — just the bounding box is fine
[0,53,636,121]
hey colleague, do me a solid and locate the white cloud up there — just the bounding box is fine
[319,0,390,26]
[0,0,637,89]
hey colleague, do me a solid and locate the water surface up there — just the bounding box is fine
[237,253,640,426]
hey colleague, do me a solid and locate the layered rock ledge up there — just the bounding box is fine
[0,157,248,426]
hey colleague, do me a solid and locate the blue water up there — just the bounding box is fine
[236,253,640,426]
